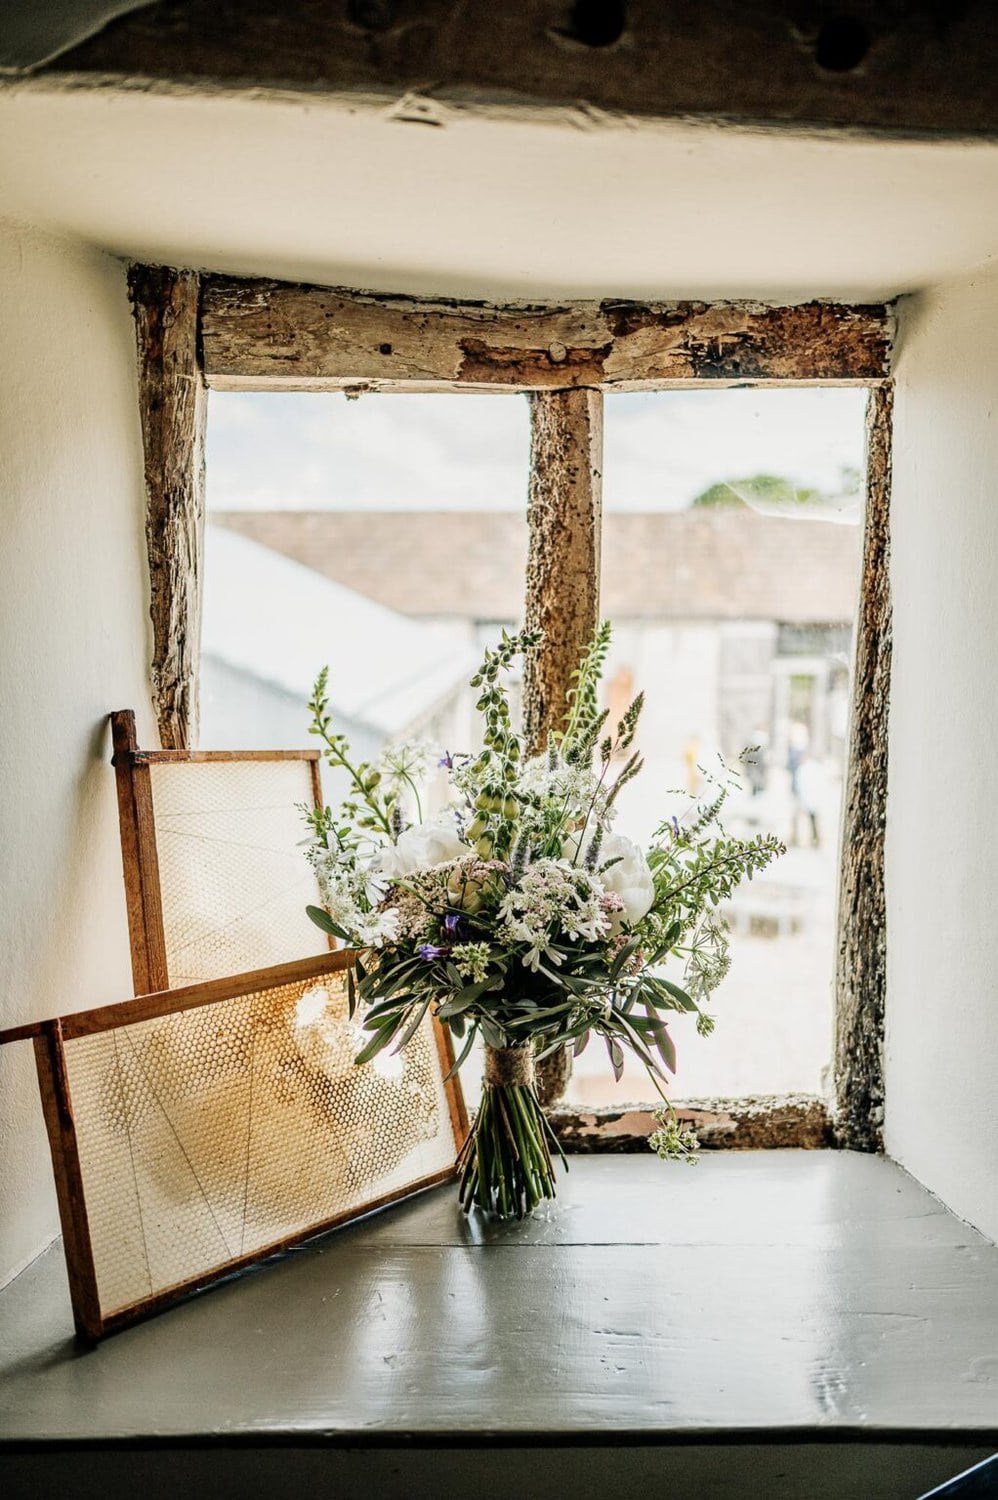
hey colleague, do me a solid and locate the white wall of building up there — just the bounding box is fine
[0,223,155,1286]
[886,267,998,1242]
[607,622,722,843]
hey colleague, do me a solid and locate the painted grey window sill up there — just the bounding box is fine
[2,1152,996,1499]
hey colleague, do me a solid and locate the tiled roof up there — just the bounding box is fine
[212,508,861,624]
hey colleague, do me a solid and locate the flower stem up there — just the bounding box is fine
[457,1045,561,1218]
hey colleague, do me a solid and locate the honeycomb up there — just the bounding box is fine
[63,972,453,1320]
[147,758,330,986]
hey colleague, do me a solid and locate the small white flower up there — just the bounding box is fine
[351,906,401,948]
[373,819,468,880]
[377,739,433,785]
[523,944,565,974]
[598,833,655,932]
[361,868,391,905]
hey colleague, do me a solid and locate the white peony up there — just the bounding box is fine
[597,832,655,931]
[373,818,468,881]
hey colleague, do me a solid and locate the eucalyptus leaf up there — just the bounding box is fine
[355,1018,401,1065]
[444,1023,479,1080]
[306,904,350,941]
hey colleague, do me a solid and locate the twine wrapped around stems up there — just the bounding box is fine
[483,1044,534,1090]
[458,1041,565,1219]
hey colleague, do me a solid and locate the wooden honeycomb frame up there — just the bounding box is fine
[0,716,468,1339]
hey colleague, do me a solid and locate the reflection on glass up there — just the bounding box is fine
[200,391,530,777]
[568,389,866,1105]
[201,385,866,1107]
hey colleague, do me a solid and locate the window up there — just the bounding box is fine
[568,389,867,1107]
[201,391,530,774]
[129,268,892,1148]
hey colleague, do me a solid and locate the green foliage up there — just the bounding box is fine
[648,1110,700,1165]
[308,666,396,839]
[558,620,612,764]
[691,472,821,509]
[462,626,541,859]
[303,622,785,1206]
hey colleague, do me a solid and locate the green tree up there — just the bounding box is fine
[691,473,822,509]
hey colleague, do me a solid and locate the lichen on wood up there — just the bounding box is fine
[128,264,206,750]
[522,388,603,758]
[834,385,892,1151]
[551,1095,833,1152]
[200,279,891,393]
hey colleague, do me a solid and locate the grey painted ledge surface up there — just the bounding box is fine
[2,1152,997,1498]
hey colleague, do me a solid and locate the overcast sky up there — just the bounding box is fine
[206,387,868,514]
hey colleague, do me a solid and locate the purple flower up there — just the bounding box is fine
[418,943,450,961]
[443,913,465,939]
[438,751,454,769]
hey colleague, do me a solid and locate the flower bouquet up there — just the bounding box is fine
[304,625,783,1220]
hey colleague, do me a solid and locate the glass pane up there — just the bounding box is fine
[203,390,530,767]
[203,391,532,1114]
[566,388,868,1106]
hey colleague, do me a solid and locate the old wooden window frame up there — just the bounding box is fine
[128,266,892,1152]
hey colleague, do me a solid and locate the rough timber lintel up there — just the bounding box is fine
[23,1,998,140]
[200,278,893,392]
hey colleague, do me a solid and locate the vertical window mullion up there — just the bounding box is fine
[129,265,207,751]
[522,387,604,756]
[521,386,603,1107]
[835,382,892,1148]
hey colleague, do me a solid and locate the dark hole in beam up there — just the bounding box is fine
[814,15,872,72]
[568,0,627,48]
[346,0,394,31]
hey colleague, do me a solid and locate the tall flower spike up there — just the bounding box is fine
[584,823,604,872]
[510,831,528,884]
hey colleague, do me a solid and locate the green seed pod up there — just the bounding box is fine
[475,834,494,859]
[502,796,519,818]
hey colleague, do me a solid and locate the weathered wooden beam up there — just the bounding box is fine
[834,384,891,1152]
[200,279,891,393]
[128,264,207,750]
[551,1096,833,1152]
[33,1,998,140]
[522,388,602,1108]
[522,389,603,757]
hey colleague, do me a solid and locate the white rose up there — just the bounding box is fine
[598,833,655,931]
[374,819,468,880]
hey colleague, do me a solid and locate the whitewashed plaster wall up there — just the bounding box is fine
[886,267,998,1243]
[0,222,156,1286]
